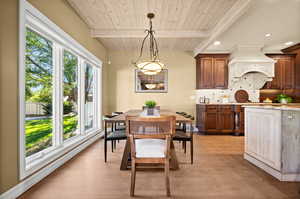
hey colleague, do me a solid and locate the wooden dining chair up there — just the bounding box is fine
[126,115,176,197]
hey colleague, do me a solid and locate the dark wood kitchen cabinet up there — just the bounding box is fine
[233,105,244,134]
[196,104,235,133]
[218,106,235,131]
[197,57,214,88]
[195,54,229,89]
[196,104,244,135]
[264,54,296,89]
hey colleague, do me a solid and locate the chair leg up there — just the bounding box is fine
[165,159,171,197]
[190,140,193,164]
[104,139,107,162]
[111,140,114,152]
[130,161,136,196]
[184,141,187,153]
[114,140,117,150]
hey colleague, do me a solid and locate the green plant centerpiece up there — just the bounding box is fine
[144,100,157,115]
[276,94,293,104]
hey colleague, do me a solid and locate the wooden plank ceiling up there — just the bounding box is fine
[67,0,240,51]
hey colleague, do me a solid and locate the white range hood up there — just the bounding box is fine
[228,45,276,89]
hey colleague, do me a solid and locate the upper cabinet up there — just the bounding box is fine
[195,54,229,89]
[264,54,296,89]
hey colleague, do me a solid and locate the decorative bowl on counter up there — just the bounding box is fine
[234,90,249,103]
[263,97,273,103]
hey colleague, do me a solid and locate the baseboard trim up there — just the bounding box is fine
[281,173,300,181]
[0,133,102,199]
[244,153,300,182]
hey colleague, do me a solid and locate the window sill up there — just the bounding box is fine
[23,129,102,178]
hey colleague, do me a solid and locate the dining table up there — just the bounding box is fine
[104,109,193,170]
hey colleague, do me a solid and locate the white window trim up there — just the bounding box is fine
[19,0,103,179]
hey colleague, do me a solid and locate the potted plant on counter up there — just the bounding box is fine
[144,100,157,116]
[276,94,293,104]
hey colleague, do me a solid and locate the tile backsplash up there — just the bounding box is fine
[195,72,268,103]
[195,89,260,104]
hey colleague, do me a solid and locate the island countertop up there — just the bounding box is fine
[243,104,300,111]
[197,102,300,106]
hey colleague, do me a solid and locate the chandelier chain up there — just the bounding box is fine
[134,16,159,63]
[132,13,164,75]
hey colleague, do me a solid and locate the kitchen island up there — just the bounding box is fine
[244,105,300,181]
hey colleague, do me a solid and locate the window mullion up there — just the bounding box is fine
[95,68,101,130]
[93,68,97,130]
[53,43,63,147]
[79,59,86,135]
[97,67,102,130]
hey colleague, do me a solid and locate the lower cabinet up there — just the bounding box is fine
[244,108,300,181]
[205,112,218,131]
[234,105,244,134]
[245,108,281,170]
[196,104,238,134]
[218,106,235,132]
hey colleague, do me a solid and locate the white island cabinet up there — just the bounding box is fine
[244,106,300,181]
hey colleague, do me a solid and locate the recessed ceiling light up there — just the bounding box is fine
[285,41,294,45]
[214,41,221,45]
[265,33,271,37]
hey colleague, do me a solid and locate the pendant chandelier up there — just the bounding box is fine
[132,13,165,75]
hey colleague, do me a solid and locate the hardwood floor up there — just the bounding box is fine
[18,135,300,199]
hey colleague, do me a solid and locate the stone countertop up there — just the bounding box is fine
[197,103,300,106]
[243,104,300,111]
[196,103,300,110]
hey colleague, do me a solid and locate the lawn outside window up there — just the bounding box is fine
[19,0,102,179]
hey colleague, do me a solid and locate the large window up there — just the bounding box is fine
[25,28,54,157]
[20,1,102,179]
[63,50,79,141]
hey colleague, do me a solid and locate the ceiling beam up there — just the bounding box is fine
[193,0,253,56]
[90,29,210,38]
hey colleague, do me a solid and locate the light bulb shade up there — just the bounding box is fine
[136,61,164,75]
[145,84,156,89]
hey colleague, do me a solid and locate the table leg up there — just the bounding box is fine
[120,138,131,170]
[170,141,179,170]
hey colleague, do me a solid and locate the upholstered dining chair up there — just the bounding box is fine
[126,115,176,197]
[104,115,127,162]
[174,113,194,164]
[175,112,187,131]
[112,112,126,131]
